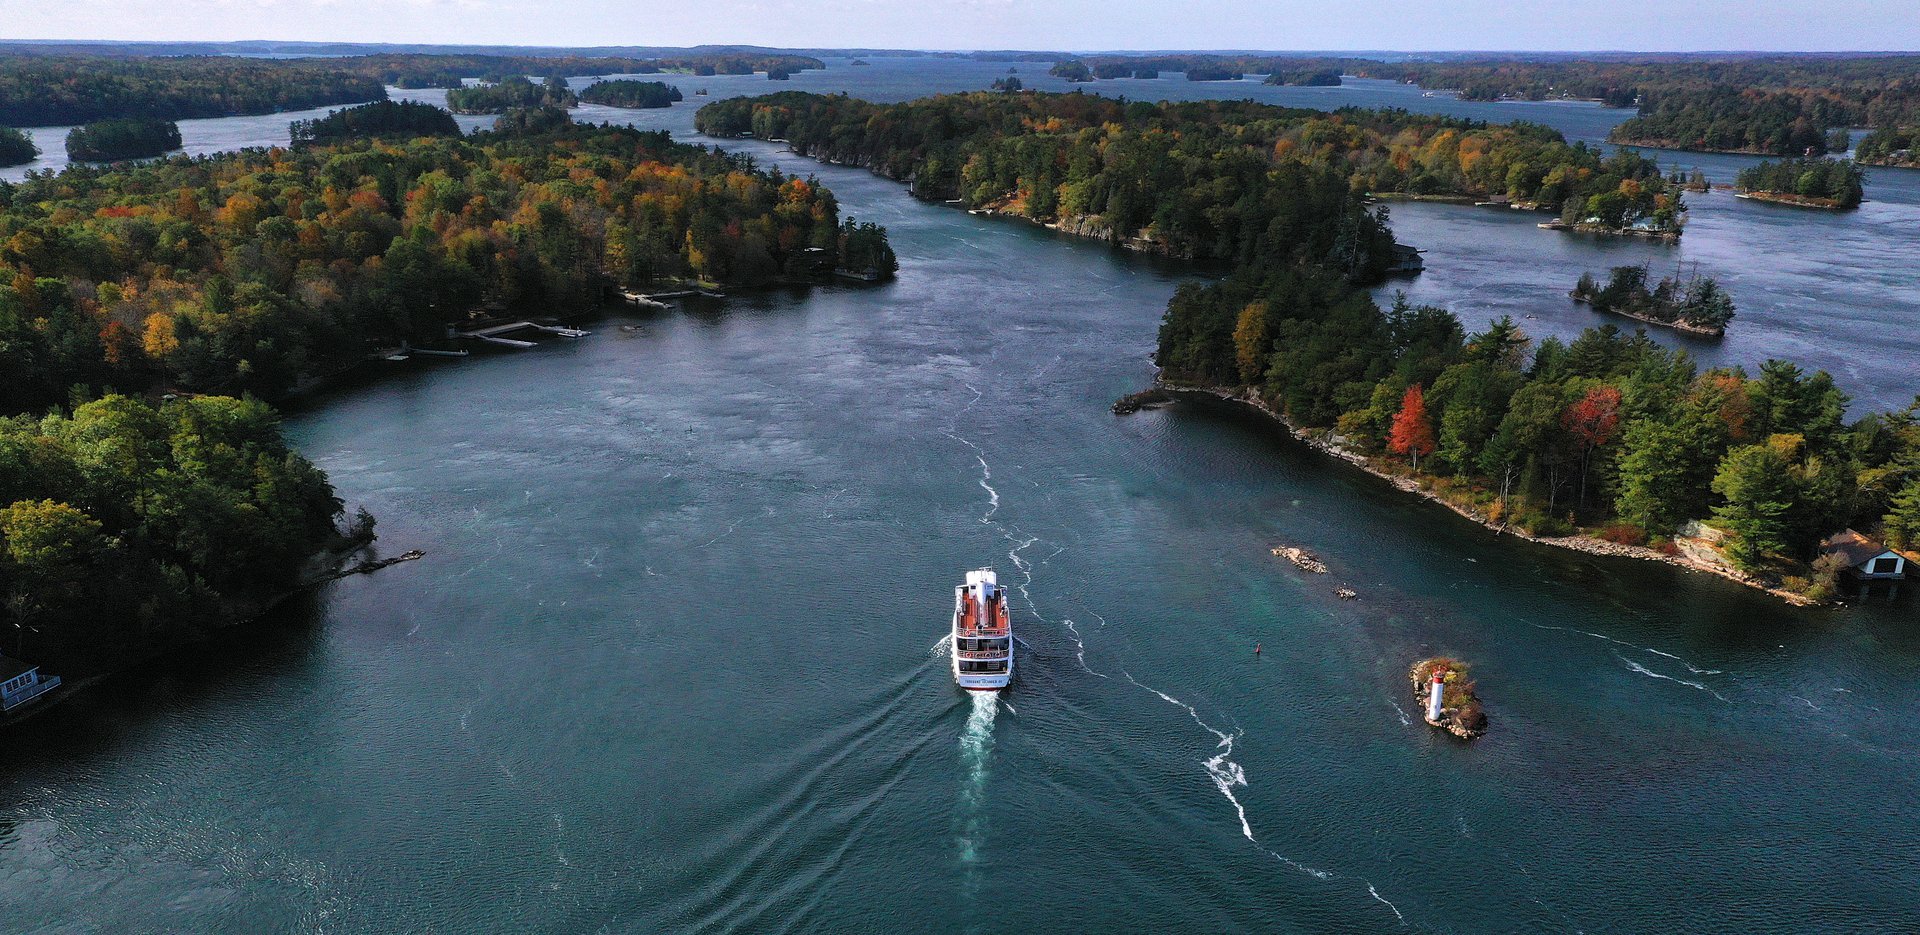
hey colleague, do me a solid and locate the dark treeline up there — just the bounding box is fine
[0,395,346,675]
[347,52,823,89]
[0,55,387,127]
[290,100,462,147]
[1378,57,1920,156]
[0,126,36,167]
[0,121,892,410]
[65,117,182,161]
[1611,87,1854,155]
[0,51,825,127]
[446,75,578,114]
[695,90,1685,258]
[1037,53,1920,157]
[1080,54,1366,84]
[1734,157,1866,208]
[579,79,685,108]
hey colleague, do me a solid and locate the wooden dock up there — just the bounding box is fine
[616,289,671,310]
[454,321,591,348]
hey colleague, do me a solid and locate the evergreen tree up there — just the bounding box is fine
[1886,479,1920,551]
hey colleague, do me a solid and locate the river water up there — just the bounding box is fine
[2,58,1917,933]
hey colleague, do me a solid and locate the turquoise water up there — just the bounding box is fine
[2,58,1917,933]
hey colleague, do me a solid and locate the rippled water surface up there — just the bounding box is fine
[2,58,1917,933]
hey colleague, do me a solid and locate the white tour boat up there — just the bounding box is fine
[951,567,1013,691]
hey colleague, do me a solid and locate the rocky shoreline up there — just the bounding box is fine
[1156,383,1819,606]
[1734,191,1855,210]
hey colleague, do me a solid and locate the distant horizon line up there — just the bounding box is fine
[3,39,1920,56]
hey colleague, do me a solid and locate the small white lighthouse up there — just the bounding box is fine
[1426,670,1446,723]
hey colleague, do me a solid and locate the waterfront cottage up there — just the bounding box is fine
[0,656,61,713]
[1818,529,1910,581]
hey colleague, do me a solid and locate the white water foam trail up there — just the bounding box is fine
[956,692,999,869]
[1368,884,1405,923]
[1530,621,1724,676]
[1060,618,1108,678]
[1119,670,1332,881]
[1616,654,1729,702]
[946,432,1000,524]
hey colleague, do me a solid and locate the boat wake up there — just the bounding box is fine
[1616,654,1729,702]
[1529,621,1724,676]
[1368,884,1404,923]
[1119,669,1332,881]
[956,692,999,869]
[945,428,1108,683]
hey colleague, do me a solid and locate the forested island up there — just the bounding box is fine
[1049,60,1093,82]
[1264,69,1342,87]
[290,100,461,146]
[0,126,36,167]
[579,79,685,108]
[0,55,386,126]
[1571,266,1736,336]
[65,117,182,161]
[446,75,578,113]
[695,90,1685,258]
[0,118,892,411]
[1733,157,1866,209]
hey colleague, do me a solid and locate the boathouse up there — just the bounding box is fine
[1818,529,1910,581]
[0,656,61,712]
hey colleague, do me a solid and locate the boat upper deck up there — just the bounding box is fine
[956,588,1011,637]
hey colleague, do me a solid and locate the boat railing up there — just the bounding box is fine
[956,648,1010,660]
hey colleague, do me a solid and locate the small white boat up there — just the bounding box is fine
[950,568,1012,691]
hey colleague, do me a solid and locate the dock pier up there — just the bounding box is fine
[454,321,591,348]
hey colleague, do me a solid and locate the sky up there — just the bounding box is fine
[2,0,1919,52]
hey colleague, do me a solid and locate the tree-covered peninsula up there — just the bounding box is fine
[0,126,36,167]
[0,122,892,410]
[290,100,461,147]
[695,90,1685,257]
[445,75,578,114]
[1854,126,1920,168]
[0,395,347,677]
[579,79,685,108]
[65,117,183,161]
[695,90,1910,599]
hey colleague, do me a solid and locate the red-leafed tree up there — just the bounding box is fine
[1562,385,1623,508]
[1388,383,1437,472]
